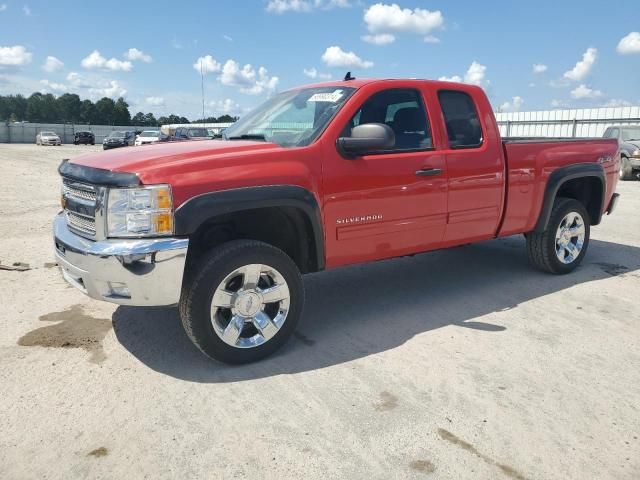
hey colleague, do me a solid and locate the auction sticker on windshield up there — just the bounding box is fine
[308,90,344,102]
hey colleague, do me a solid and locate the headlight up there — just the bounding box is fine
[632,149,640,159]
[106,185,173,237]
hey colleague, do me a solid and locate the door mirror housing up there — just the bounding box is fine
[338,123,395,156]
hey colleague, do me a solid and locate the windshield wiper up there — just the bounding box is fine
[226,134,267,141]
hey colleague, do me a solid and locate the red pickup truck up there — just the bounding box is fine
[54,78,621,363]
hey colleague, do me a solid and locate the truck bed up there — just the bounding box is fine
[498,137,619,237]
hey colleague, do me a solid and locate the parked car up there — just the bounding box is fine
[74,131,95,145]
[54,78,620,364]
[102,131,135,150]
[603,125,640,180]
[135,130,162,146]
[171,127,212,141]
[36,131,61,146]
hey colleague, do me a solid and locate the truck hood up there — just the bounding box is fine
[70,139,284,178]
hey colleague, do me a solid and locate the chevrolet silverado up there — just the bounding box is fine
[54,78,621,363]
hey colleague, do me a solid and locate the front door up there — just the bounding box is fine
[321,87,448,268]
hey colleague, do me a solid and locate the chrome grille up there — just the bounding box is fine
[62,180,97,202]
[62,179,99,238]
[65,210,96,236]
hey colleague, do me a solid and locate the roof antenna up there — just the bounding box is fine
[344,71,355,81]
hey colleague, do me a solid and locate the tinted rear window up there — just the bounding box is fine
[438,90,483,148]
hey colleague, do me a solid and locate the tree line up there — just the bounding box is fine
[0,92,238,127]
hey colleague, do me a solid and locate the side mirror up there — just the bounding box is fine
[337,123,395,156]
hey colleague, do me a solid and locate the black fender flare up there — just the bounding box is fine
[534,163,606,232]
[174,185,325,269]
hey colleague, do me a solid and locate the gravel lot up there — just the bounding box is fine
[1,143,639,479]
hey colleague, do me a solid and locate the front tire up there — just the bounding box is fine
[179,240,304,364]
[526,197,590,274]
[620,156,633,181]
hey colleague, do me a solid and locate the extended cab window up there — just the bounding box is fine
[345,89,432,151]
[438,90,483,149]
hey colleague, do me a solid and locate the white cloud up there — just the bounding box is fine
[81,50,132,72]
[617,32,640,55]
[499,96,524,112]
[550,99,567,108]
[22,4,30,15]
[42,56,64,73]
[210,98,241,115]
[532,63,547,74]
[438,75,462,82]
[362,34,395,45]
[145,96,165,106]
[364,3,443,35]
[223,34,233,42]
[65,71,127,98]
[438,61,487,85]
[321,46,373,69]
[303,67,332,79]
[90,80,127,98]
[193,55,221,74]
[66,71,92,88]
[0,45,33,66]
[464,61,486,85]
[601,98,632,107]
[266,0,350,13]
[570,84,602,99]
[124,48,152,63]
[563,47,597,82]
[171,37,182,49]
[219,60,279,95]
[0,4,7,12]
[423,35,440,44]
[40,79,67,92]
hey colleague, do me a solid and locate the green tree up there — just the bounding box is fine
[26,93,59,122]
[94,97,116,124]
[79,99,98,124]
[131,112,146,126]
[0,94,28,121]
[56,93,82,123]
[143,112,158,126]
[113,97,131,125]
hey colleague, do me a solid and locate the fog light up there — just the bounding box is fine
[108,282,131,298]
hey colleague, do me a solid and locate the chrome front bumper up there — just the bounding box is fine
[53,213,188,306]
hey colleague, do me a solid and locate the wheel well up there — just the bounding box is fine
[556,176,603,225]
[186,207,320,274]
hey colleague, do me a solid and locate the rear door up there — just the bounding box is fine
[321,86,448,268]
[436,89,505,244]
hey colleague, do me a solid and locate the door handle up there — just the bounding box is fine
[415,168,443,177]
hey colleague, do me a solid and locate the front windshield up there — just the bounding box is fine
[140,131,159,137]
[621,127,640,141]
[41,132,56,136]
[223,86,356,147]
[108,131,126,138]
[187,128,209,138]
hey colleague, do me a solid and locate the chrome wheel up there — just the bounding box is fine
[210,264,290,349]
[555,212,585,264]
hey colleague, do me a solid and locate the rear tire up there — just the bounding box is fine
[526,197,590,274]
[619,156,633,181]
[179,240,304,364]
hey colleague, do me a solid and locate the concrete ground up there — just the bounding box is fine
[0,143,638,480]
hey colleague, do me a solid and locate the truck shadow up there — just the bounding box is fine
[112,236,640,383]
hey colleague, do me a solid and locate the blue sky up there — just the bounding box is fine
[1,0,639,119]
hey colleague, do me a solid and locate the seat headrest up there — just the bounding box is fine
[393,107,424,132]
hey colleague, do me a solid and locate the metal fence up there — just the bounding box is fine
[0,122,148,144]
[496,106,640,138]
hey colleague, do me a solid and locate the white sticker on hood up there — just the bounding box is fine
[308,90,344,103]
